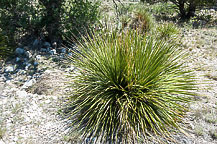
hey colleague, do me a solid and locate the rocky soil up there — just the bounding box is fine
[179,27,217,144]
[0,27,217,144]
[0,42,75,144]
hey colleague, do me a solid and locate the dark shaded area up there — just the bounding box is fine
[0,0,99,59]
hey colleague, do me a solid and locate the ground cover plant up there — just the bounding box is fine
[63,30,196,143]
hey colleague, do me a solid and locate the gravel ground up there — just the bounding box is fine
[0,55,73,144]
[180,27,217,144]
[0,27,217,144]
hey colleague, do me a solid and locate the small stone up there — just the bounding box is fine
[208,72,217,80]
[33,38,41,49]
[16,90,28,97]
[0,76,6,82]
[189,123,195,130]
[43,42,51,48]
[68,53,73,57]
[24,116,30,122]
[17,69,26,75]
[33,61,39,66]
[36,55,41,60]
[5,80,11,84]
[25,63,31,70]
[49,49,57,55]
[15,48,25,56]
[45,70,52,74]
[15,57,21,63]
[52,42,57,49]
[210,9,215,13]
[5,65,15,73]
[25,51,32,58]
[61,48,67,53]
[22,79,36,88]
[13,137,18,142]
[181,138,189,144]
[59,54,65,59]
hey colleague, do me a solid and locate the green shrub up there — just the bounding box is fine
[0,0,43,44]
[128,10,154,34]
[62,0,100,39]
[101,3,154,33]
[0,30,13,59]
[149,2,177,16]
[63,30,196,143]
[156,22,180,40]
[195,125,204,136]
[0,0,100,45]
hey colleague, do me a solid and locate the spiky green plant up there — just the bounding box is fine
[64,30,196,143]
[156,23,180,40]
[129,10,154,34]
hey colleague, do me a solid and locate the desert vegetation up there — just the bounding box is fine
[0,0,217,144]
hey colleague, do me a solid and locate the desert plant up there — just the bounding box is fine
[194,124,204,136]
[0,0,44,44]
[62,0,100,39]
[204,112,217,124]
[128,10,154,34]
[39,0,100,42]
[149,2,177,16]
[156,22,180,40]
[0,0,100,46]
[63,30,196,143]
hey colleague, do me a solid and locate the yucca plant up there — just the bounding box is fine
[128,10,154,34]
[63,30,196,143]
[156,23,180,40]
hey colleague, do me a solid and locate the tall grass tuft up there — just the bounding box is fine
[64,30,196,143]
